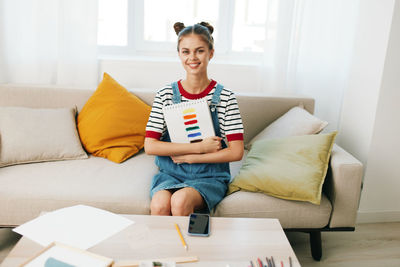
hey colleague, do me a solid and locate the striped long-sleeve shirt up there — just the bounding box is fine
[145,80,244,142]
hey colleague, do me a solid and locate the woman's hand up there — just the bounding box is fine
[199,136,222,153]
[171,140,244,164]
[171,137,222,164]
[171,154,198,164]
[171,154,196,164]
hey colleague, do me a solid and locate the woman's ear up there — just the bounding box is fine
[209,49,214,60]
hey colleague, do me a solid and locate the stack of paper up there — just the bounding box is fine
[13,205,134,250]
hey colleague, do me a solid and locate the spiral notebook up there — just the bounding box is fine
[163,99,215,143]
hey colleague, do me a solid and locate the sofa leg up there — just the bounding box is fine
[309,231,322,261]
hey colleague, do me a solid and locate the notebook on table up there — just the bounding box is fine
[163,99,215,143]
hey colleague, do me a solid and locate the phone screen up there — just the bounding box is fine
[188,213,210,236]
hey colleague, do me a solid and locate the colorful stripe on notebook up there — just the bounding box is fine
[184,120,198,125]
[188,132,201,138]
[183,114,196,120]
[186,126,200,132]
[182,108,195,114]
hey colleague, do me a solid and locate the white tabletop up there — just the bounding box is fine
[1,214,300,267]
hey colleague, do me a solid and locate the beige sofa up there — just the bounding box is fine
[0,84,363,260]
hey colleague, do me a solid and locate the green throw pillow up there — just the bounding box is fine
[228,132,337,205]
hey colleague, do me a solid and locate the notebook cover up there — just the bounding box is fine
[163,99,215,143]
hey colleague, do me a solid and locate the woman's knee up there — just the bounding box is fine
[171,188,203,216]
[170,195,191,216]
[151,191,172,215]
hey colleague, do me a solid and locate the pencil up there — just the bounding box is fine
[271,256,276,267]
[174,223,188,250]
[266,257,271,267]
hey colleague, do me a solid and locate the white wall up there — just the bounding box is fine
[359,0,400,222]
[99,58,260,94]
[337,0,399,222]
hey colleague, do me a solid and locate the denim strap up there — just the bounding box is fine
[210,83,223,112]
[171,81,181,104]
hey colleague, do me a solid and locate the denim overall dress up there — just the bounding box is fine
[150,81,231,212]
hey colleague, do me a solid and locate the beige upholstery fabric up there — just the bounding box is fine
[213,191,332,229]
[235,96,315,144]
[247,106,328,149]
[229,150,248,180]
[0,85,315,145]
[0,107,87,167]
[0,152,157,226]
[324,144,363,228]
[0,85,93,111]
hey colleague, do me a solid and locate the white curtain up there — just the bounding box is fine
[0,0,98,88]
[259,0,360,131]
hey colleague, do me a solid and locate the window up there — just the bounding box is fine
[232,0,275,52]
[98,0,278,61]
[143,0,219,43]
[97,0,128,46]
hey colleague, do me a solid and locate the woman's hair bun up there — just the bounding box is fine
[199,22,214,34]
[173,22,185,35]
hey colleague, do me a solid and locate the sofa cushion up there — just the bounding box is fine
[247,106,328,149]
[77,73,151,163]
[228,150,248,181]
[0,107,87,167]
[228,132,337,205]
[213,191,332,229]
[0,151,157,226]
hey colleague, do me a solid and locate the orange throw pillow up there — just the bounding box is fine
[77,73,151,163]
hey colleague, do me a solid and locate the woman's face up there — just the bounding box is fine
[178,34,214,77]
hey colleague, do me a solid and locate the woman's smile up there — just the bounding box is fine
[188,62,201,69]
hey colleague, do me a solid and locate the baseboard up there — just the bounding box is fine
[356,210,400,223]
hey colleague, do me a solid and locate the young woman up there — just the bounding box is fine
[144,22,244,216]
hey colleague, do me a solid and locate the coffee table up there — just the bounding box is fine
[0,215,300,267]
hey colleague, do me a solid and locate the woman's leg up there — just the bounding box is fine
[151,190,173,215]
[170,187,206,216]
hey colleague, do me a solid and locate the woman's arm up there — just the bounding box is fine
[144,136,222,156]
[170,140,244,164]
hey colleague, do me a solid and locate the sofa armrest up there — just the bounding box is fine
[324,144,363,228]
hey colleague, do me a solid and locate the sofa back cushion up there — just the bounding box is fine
[0,85,315,145]
[0,106,88,167]
[235,95,315,144]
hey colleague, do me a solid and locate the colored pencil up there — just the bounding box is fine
[266,257,271,267]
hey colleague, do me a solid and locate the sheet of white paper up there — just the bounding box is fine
[13,205,134,249]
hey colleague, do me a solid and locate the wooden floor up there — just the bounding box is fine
[287,222,400,267]
[1,222,400,266]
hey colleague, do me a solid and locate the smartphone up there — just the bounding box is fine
[188,213,210,237]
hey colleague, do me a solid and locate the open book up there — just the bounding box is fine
[163,99,215,143]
